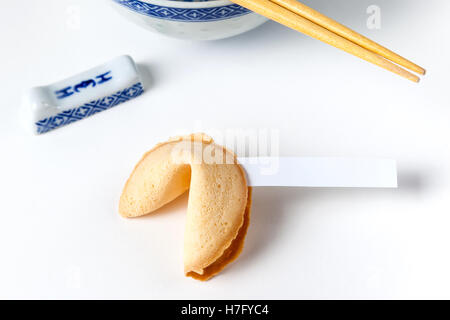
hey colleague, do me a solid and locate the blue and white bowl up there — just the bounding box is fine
[111,0,267,40]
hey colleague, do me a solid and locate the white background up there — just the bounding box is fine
[0,0,449,299]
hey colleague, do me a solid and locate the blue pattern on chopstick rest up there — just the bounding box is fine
[35,83,144,134]
[113,0,251,22]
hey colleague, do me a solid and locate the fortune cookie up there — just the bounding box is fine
[119,134,251,280]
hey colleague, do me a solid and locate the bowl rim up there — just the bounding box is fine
[118,0,236,9]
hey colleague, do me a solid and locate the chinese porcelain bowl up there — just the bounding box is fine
[111,0,268,40]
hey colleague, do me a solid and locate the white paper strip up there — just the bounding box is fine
[239,157,397,188]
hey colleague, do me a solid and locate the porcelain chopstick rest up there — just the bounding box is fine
[22,55,144,135]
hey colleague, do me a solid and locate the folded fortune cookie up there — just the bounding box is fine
[119,133,251,280]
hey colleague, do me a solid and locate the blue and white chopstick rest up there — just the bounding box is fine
[23,55,144,134]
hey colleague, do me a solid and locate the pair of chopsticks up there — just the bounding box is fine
[231,0,425,82]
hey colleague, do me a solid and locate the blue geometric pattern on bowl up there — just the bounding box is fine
[113,0,251,22]
[36,83,144,134]
[165,0,213,2]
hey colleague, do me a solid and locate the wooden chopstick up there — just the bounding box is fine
[231,0,420,82]
[270,0,426,75]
